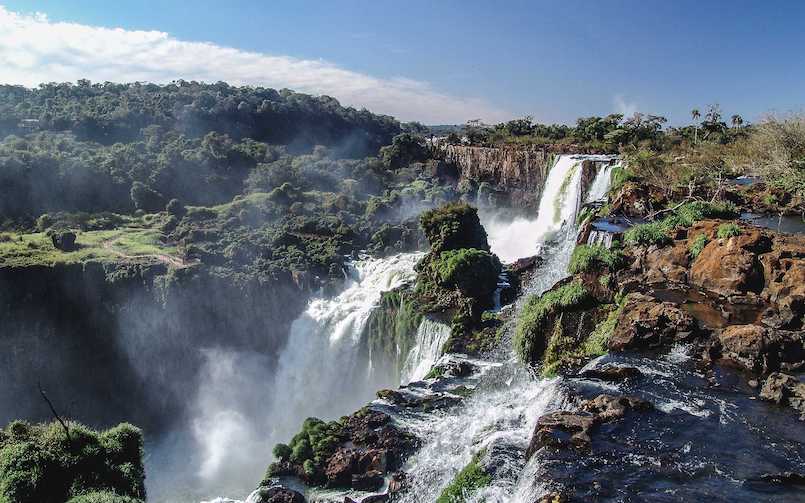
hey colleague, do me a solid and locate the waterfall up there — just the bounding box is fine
[585,161,618,203]
[193,253,421,501]
[587,229,614,248]
[484,155,617,263]
[400,318,451,384]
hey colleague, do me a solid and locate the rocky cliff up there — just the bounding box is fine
[0,260,310,431]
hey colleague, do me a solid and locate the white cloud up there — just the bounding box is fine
[613,94,638,118]
[0,6,509,124]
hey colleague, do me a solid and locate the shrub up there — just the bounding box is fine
[165,198,186,217]
[67,491,143,503]
[0,421,145,503]
[272,443,292,461]
[688,234,709,259]
[268,417,343,479]
[717,223,742,239]
[568,245,624,274]
[514,281,591,363]
[435,450,491,503]
[624,222,670,247]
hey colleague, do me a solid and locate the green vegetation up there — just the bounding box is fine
[432,248,502,300]
[419,203,489,254]
[582,301,624,357]
[0,224,178,268]
[688,234,709,259]
[0,420,145,503]
[624,200,739,248]
[717,222,743,239]
[66,492,143,503]
[624,222,671,247]
[267,417,343,481]
[362,289,423,379]
[514,281,591,363]
[435,450,491,503]
[568,244,624,274]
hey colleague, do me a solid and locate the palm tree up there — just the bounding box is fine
[691,108,701,143]
[731,114,743,128]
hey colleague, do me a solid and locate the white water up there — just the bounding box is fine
[195,253,421,501]
[401,318,452,384]
[585,161,618,203]
[484,155,616,263]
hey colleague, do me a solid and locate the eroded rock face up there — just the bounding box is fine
[690,230,769,296]
[718,325,805,374]
[760,373,805,419]
[610,182,667,218]
[578,366,641,382]
[526,395,653,456]
[609,293,698,351]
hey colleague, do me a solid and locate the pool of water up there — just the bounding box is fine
[740,212,805,234]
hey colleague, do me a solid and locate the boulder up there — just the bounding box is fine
[526,395,652,456]
[251,486,306,503]
[50,230,77,251]
[760,373,805,419]
[642,243,690,284]
[326,449,359,487]
[351,470,384,492]
[718,325,805,374]
[579,366,641,382]
[690,230,769,296]
[609,293,698,351]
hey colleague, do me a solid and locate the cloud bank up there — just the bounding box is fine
[0,7,509,124]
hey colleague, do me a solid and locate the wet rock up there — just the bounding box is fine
[537,493,570,503]
[609,293,698,351]
[388,471,408,495]
[251,485,306,503]
[326,449,359,487]
[527,395,653,456]
[718,325,805,374]
[578,366,641,382]
[351,470,384,491]
[760,372,805,419]
[690,230,768,296]
[758,471,805,486]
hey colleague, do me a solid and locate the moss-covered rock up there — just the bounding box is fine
[431,248,502,303]
[419,202,489,255]
[435,450,491,503]
[514,280,595,365]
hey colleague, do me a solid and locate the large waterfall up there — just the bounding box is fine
[194,253,424,502]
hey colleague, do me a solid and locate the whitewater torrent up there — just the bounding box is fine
[196,253,422,502]
[484,155,616,263]
[396,155,615,502]
[400,318,452,384]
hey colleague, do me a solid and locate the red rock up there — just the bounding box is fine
[609,293,698,351]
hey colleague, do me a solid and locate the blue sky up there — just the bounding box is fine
[1,0,803,124]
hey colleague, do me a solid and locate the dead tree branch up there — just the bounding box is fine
[37,382,71,443]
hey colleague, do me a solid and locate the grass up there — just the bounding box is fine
[435,450,491,503]
[514,281,590,363]
[568,244,624,274]
[624,222,671,247]
[624,200,740,248]
[688,234,709,259]
[0,225,178,268]
[717,222,742,239]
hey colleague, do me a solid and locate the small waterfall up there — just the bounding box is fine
[585,161,618,203]
[587,229,614,248]
[484,155,617,263]
[400,318,451,384]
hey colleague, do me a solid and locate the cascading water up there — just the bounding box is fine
[484,155,615,263]
[585,160,618,203]
[395,156,614,502]
[197,253,421,502]
[400,318,452,384]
